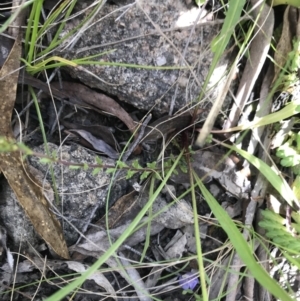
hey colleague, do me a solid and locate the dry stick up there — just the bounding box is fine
[74,114,152,246]
[255,210,272,301]
[223,0,274,130]
[247,69,282,300]
[121,114,152,162]
[195,59,238,147]
[208,256,232,300]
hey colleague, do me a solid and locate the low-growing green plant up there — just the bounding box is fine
[282,38,300,89]
[259,209,300,254]
[276,131,300,199]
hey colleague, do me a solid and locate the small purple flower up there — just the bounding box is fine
[178,272,199,290]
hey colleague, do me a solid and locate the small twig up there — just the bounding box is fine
[255,209,272,301]
[246,63,274,156]
[195,59,238,147]
[224,45,275,299]
[225,129,272,301]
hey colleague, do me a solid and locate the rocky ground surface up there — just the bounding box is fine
[1,1,299,301]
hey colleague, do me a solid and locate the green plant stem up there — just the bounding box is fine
[188,160,208,300]
[29,87,59,204]
[140,176,154,262]
[27,0,43,63]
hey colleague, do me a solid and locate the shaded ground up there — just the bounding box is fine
[0,1,300,300]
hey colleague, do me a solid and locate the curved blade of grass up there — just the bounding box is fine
[45,151,184,301]
[221,142,297,208]
[194,172,295,301]
[217,102,300,133]
[21,56,77,73]
[52,1,77,44]
[22,55,187,74]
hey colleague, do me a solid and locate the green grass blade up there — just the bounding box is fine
[37,0,76,43]
[272,0,300,7]
[194,173,295,301]
[197,0,246,101]
[27,0,44,63]
[140,176,155,262]
[37,0,104,57]
[211,1,246,53]
[221,102,300,133]
[23,54,187,74]
[190,168,208,300]
[29,87,60,204]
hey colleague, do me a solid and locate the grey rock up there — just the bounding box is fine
[28,143,114,246]
[63,0,233,116]
[0,183,43,253]
[0,143,118,251]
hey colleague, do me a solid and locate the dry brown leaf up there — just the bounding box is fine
[51,81,137,133]
[69,129,119,158]
[60,120,117,147]
[0,25,69,258]
[19,73,137,134]
[96,190,139,229]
